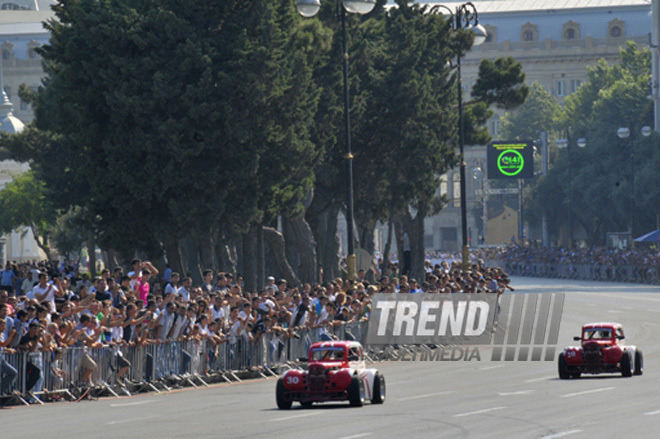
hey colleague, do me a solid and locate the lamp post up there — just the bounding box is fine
[432,3,487,271]
[473,165,487,246]
[296,0,376,280]
[616,125,652,241]
[556,135,586,248]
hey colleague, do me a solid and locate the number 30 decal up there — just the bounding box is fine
[286,376,299,385]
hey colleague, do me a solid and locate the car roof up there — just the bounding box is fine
[310,341,362,349]
[582,322,621,330]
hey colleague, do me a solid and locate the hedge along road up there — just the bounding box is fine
[4,276,660,439]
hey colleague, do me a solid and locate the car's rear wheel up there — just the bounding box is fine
[348,377,365,407]
[558,353,570,379]
[634,349,644,376]
[621,351,633,377]
[276,378,292,409]
[371,372,386,404]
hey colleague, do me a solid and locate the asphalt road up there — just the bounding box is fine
[4,276,660,439]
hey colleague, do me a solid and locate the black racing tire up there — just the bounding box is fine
[634,349,644,376]
[348,377,365,407]
[371,372,386,404]
[300,401,313,408]
[276,378,292,409]
[621,351,633,378]
[558,353,570,380]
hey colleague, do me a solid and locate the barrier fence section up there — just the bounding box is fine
[487,259,660,284]
[0,321,371,401]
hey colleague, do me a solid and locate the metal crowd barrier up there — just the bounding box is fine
[0,321,372,404]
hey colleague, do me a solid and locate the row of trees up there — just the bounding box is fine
[0,0,527,287]
[500,42,658,247]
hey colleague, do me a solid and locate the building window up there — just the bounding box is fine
[556,80,565,97]
[2,49,10,60]
[608,19,625,39]
[562,21,580,41]
[484,25,497,43]
[521,22,538,42]
[28,48,37,59]
[20,99,28,111]
[570,79,582,94]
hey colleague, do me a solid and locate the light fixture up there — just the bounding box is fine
[342,0,376,15]
[296,0,321,17]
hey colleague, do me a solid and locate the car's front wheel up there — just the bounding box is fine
[276,378,292,409]
[634,349,644,376]
[558,353,570,379]
[371,372,386,404]
[621,351,633,377]
[348,377,365,407]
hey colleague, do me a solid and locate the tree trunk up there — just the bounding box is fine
[216,234,237,277]
[398,205,427,282]
[263,226,301,287]
[197,226,216,271]
[30,224,53,262]
[309,205,341,282]
[164,239,185,277]
[283,216,318,284]
[241,227,258,293]
[87,230,96,275]
[380,213,394,280]
[409,205,427,281]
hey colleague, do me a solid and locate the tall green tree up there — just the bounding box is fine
[499,81,562,140]
[5,0,319,287]
[0,171,55,260]
[526,42,657,245]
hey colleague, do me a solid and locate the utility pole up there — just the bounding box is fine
[541,131,549,247]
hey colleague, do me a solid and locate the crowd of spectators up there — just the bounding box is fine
[0,256,514,401]
[475,245,660,268]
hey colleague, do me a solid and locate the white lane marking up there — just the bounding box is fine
[560,387,615,398]
[525,376,555,383]
[540,430,582,439]
[453,406,506,417]
[399,391,453,401]
[645,409,660,415]
[271,412,322,422]
[498,390,533,396]
[107,415,160,425]
[479,365,504,371]
[338,434,373,439]
[110,400,158,407]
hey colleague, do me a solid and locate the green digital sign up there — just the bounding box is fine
[487,140,534,179]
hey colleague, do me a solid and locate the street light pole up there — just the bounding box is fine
[432,2,487,271]
[296,0,376,280]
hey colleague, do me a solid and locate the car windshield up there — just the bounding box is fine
[584,328,612,340]
[311,347,345,361]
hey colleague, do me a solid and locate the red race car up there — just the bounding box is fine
[276,341,386,409]
[558,322,643,379]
